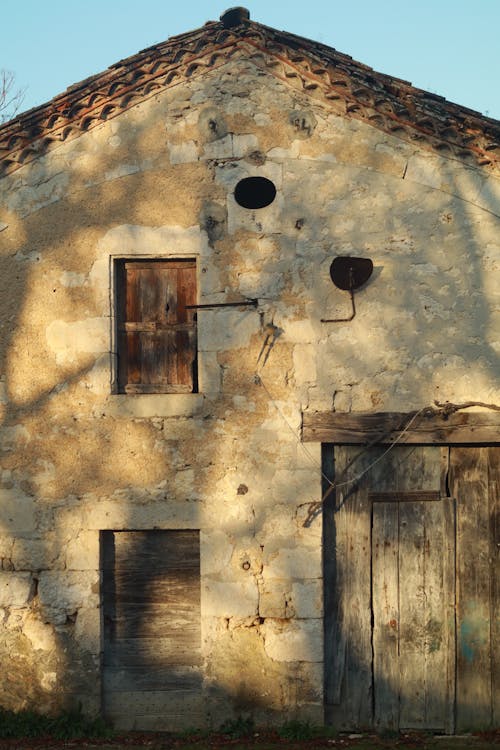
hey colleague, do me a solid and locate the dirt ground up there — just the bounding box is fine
[0,730,499,750]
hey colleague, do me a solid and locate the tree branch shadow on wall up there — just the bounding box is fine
[0,69,498,731]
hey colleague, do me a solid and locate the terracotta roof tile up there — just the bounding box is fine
[1,14,499,177]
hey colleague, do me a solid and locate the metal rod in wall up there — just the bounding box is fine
[321,288,356,323]
[185,299,258,310]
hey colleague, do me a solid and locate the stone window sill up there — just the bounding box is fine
[103,393,204,418]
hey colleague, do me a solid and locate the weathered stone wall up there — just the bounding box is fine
[0,58,499,726]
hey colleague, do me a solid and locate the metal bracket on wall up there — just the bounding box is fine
[321,256,373,323]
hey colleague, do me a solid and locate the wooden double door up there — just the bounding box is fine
[324,445,499,732]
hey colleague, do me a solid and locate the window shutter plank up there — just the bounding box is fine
[125,266,141,324]
[121,322,157,332]
[140,331,160,386]
[178,264,197,325]
[124,332,142,385]
[124,383,192,394]
[139,266,161,324]
[175,265,197,388]
[176,329,195,388]
[164,267,178,326]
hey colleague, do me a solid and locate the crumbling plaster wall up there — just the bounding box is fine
[0,57,499,725]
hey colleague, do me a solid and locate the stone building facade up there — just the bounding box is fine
[0,7,499,733]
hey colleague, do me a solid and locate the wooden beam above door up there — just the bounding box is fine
[302,411,500,445]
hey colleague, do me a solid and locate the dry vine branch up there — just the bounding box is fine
[431,399,500,418]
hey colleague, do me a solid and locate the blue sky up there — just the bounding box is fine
[2,0,499,120]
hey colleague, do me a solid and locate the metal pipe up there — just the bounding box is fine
[185,299,258,310]
[321,288,356,323]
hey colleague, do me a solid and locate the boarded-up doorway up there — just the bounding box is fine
[101,530,202,731]
[323,444,499,732]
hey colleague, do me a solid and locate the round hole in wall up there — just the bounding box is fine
[234,176,276,209]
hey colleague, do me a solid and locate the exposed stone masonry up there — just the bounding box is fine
[0,34,498,730]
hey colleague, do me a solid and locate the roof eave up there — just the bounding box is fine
[1,15,499,177]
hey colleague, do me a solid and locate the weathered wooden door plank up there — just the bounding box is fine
[442,493,457,736]
[102,576,200,602]
[103,665,202,692]
[372,501,399,730]
[452,447,493,730]
[103,690,204,732]
[104,610,201,640]
[370,491,441,502]
[104,638,202,667]
[423,498,454,731]
[326,446,372,729]
[102,529,199,569]
[398,499,427,729]
[489,447,500,727]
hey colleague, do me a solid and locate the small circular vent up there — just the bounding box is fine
[234,177,276,209]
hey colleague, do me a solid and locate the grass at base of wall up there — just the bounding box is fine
[0,711,498,750]
[0,706,112,740]
[85,731,498,750]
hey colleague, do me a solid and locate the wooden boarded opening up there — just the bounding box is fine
[115,259,198,394]
[101,530,202,731]
[322,444,499,732]
[310,412,500,732]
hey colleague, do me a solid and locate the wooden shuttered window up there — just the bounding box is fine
[116,259,197,394]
